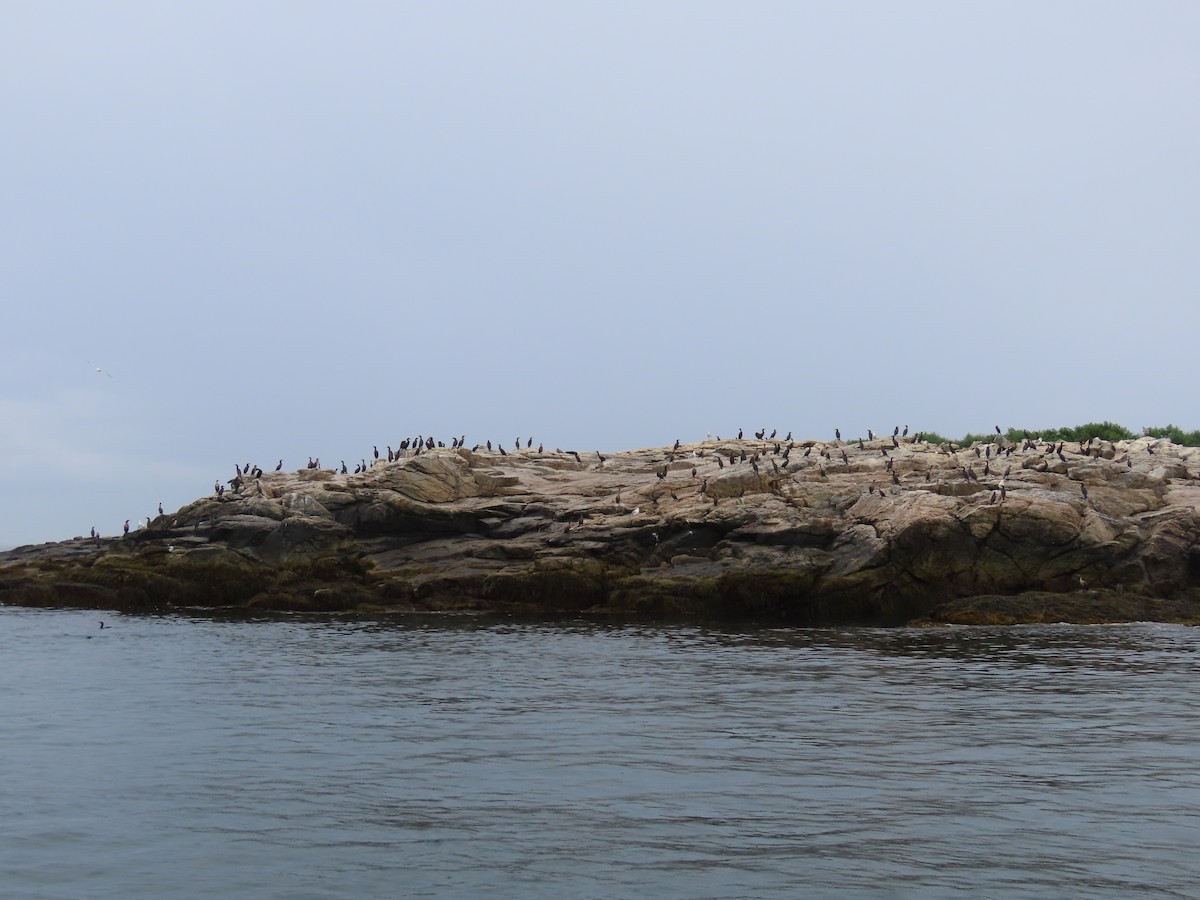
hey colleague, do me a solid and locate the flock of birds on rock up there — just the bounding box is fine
[91,424,1181,542]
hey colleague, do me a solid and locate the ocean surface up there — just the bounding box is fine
[2,607,1199,899]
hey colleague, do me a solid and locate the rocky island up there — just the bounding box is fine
[3,432,1200,625]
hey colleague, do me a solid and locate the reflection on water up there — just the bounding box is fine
[2,608,1199,898]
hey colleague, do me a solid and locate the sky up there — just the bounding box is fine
[2,2,1198,548]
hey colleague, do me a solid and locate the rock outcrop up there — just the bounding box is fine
[4,435,1200,624]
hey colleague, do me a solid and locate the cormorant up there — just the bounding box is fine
[158,502,164,516]
[499,446,507,456]
[373,446,379,459]
[738,429,743,440]
[276,459,283,471]
[835,428,841,441]
[123,519,130,536]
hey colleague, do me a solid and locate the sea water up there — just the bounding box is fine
[2,607,1199,898]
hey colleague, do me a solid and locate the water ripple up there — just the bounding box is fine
[2,609,1199,898]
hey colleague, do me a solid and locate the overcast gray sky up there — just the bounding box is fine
[2,2,1198,548]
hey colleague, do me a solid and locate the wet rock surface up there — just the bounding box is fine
[4,436,1200,624]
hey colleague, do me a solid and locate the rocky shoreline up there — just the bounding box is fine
[4,434,1200,625]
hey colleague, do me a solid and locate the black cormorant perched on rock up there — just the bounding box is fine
[498,446,507,456]
[276,459,283,471]
[123,519,130,536]
[487,440,492,451]
[835,428,841,441]
[158,502,163,516]
[527,437,533,448]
